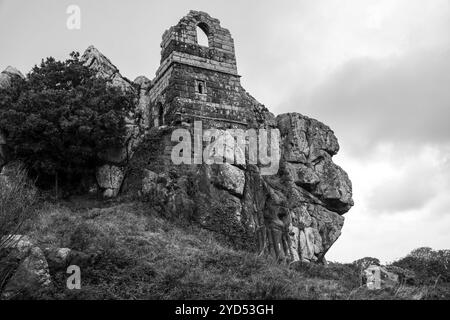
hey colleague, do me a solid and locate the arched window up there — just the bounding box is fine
[198,81,204,94]
[196,23,209,47]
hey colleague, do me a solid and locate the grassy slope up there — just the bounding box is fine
[23,200,448,300]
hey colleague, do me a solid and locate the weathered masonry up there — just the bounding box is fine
[147,11,267,130]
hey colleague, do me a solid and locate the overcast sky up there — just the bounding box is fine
[1,0,449,263]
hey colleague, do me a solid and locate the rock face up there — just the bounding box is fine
[278,113,353,214]
[249,113,351,262]
[81,46,134,92]
[124,111,352,262]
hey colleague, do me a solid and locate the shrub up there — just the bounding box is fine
[353,257,380,270]
[0,163,38,295]
[392,248,450,285]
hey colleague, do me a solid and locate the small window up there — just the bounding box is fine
[195,80,206,95]
[154,102,164,127]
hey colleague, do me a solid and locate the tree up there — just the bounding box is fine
[409,247,434,260]
[0,52,135,192]
[393,247,450,284]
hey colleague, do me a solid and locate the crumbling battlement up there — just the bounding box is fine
[159,10,238,76]
[147,11,266,130]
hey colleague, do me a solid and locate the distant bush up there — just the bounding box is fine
[353,257,380,270]
[392,247,450,285]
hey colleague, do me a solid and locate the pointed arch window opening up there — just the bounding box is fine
[196,23,210,47]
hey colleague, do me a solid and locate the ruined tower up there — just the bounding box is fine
[147,11,263,129]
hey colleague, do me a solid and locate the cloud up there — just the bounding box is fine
[337,144,450,216]
[327,207,450,263]
[297,47,450,156]
[328,146,450,262]
[366,154,443,213]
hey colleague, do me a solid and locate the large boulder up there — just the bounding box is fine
[211,163,245,197]
[123,112,353,261]
[244,113,352,263]
[1,236,51,299]
[277,113,353,214]
[0,66,24,89]
[81,46,134,92]
[96,165,125,198]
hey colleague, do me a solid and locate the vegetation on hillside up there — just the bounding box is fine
[393,247,450,285]
[0,53,135,192]
[2,199,445,300]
